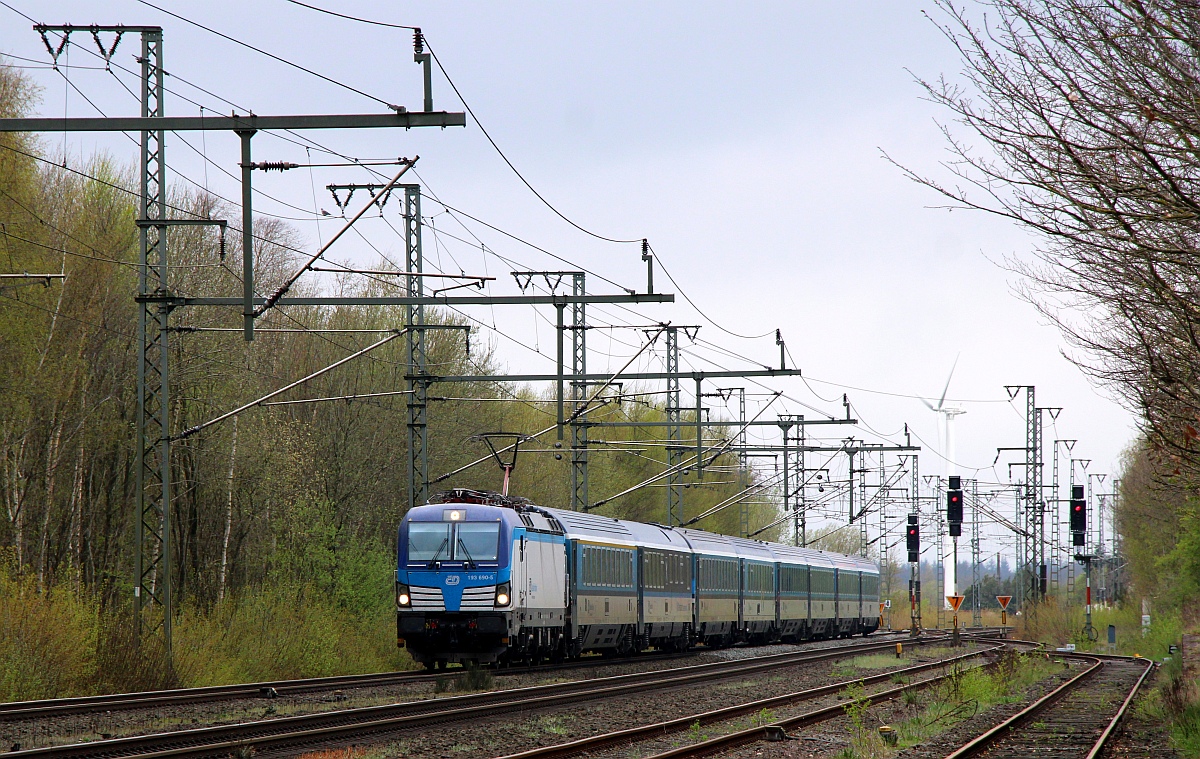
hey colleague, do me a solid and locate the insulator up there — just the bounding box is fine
[413,28,425,54]
[249,161,298,172]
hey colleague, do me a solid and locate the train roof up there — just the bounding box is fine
[417,491,880,571]
[673,528,777,561]
[828,552,880,574]
[403,501,511,524]
[545,508,690,550]
[769,543,838,568]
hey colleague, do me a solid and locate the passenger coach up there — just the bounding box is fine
[396,490,880,668]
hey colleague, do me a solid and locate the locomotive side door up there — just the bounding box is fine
[526,536,567,622]
[513,532,528,609]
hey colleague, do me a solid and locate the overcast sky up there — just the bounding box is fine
[1,2,1137,559]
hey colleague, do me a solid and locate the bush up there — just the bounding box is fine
[0,563,412,700]
[174,582,412,686]
[0,570,97,700]
[1016,599,1181,659]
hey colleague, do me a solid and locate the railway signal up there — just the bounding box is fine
[947,594,965,645]
[906,514,920,563]
[1070,485,1086,546]
[947,476,963,537]
[996,595,1012,627]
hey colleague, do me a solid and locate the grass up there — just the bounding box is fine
[891,651,1059,749]
[538,715,569,735]
[850,654,914,670]
[831,649,925,680]
[749,707,776,726]
[1014,598,1180,659]
[1133,644,1200,756]
[839,681,888,759]
[297,750,369,759]
[1012,597,1200,755]
[825,650,1063,759]
[0,569,415,701]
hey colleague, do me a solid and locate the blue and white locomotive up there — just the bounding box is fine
[396,489,880,667]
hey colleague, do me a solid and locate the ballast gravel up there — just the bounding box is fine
[0,632,914,752]
[357,639,980,759]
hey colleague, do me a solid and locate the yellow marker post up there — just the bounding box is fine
[947,595,965,646]
[996,595,1012,631]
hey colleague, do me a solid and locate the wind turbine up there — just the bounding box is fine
[922,355,966,606]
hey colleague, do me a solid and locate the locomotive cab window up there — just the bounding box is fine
[455,522,500,562]
[408,523,452,562]
[407,521,499,563]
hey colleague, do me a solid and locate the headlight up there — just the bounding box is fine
[397,583,411,608]
[495,582,511,607]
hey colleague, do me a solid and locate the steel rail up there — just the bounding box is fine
[940,653,1154,759]
[1084,656,1156,759]
[0,649,697,721]
[632,643,1037,759]
[3,630,951,721]
[8,635,943,758]
[941,656,1104,759]
[494,643,1007,759]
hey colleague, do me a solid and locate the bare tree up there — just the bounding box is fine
[895,1,1200,475]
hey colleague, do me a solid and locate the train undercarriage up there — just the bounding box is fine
[399,612,879,668]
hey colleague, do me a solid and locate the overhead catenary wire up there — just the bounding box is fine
[0,1,984,441]
[3,3,978,525]
[1,13,667,418]
[176,328,408,439]
[684,444,846,528]
[429,328,666,484]
[260,389,415,406]
[279,0,418,30]
[134,0,642,251]
[256,160,416,316]
[134,0,402,111]
[591,391,783,510]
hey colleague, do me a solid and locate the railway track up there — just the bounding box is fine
[0,649,701,722]
[493,642,1008,759]
[0,631,942,722]
[5,633,950,758]
[939,653,1154,759]
[612,647,1151,759]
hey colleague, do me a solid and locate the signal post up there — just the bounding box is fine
[947,594,965,646]
[996,594,1012,636]
[907,513,921,636]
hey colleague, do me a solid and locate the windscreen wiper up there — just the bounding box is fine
[456,538,476,570]
[427,537,450,569]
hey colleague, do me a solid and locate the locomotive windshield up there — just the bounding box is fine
[455,522,500,562]
[406,521,500,563]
